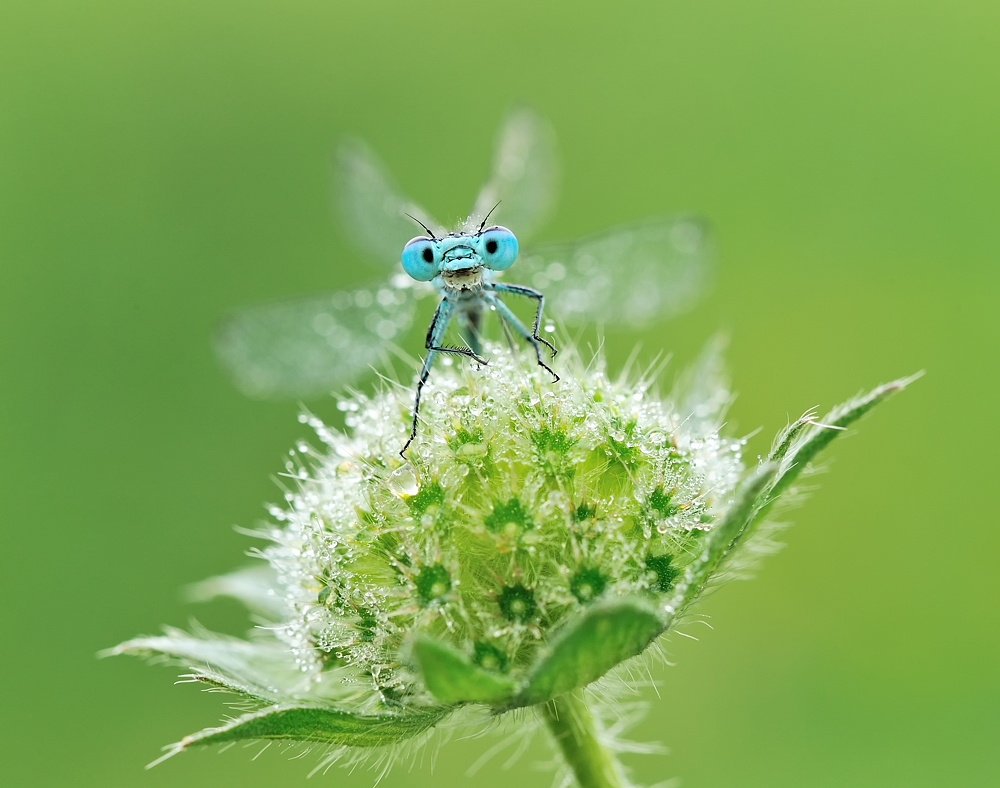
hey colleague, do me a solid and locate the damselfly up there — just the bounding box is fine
[215,110,712,453]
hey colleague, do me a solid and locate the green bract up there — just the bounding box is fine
[110,341,913,782]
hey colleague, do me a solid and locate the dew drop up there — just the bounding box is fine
[387,464,419,497]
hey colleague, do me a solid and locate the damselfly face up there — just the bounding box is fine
[401,226,518,287]
[215,110,713,401]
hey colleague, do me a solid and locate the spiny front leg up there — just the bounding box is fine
[400,299,488,458]
[491,282,558,358]
[487,291,560,383]
[400,351,435,459]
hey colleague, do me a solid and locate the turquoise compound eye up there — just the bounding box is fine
[401,237,439,281]
[478,226,518,271]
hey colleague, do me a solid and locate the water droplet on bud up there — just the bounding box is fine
[388,464,418,497]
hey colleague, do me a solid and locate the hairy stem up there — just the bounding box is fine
[541,691,627,788]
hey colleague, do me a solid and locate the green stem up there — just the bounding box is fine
[541,691,627,788]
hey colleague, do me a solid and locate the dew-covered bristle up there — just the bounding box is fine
[262,344,742,708]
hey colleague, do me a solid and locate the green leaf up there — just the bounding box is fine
[770,374,920,500]
[104,628,306,701]
[513,597,665,708]
[661,464,779,629]
[177,667,280,705]
[152,704,448,766]
[186,564,288,620]
[660,375,916,632]
[768,409,816,464]
[411,636,516,706]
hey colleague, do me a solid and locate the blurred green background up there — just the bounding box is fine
[1,1,997,786]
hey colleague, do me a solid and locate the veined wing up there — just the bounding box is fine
[511,216,713,327]
[336,139,444,265]
[471,108,558,242]
[215,281,418,400]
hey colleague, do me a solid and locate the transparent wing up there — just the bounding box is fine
[509,216,713,327]
[336,139,444,265]
[215,281,418,400]
[471,108,558,241]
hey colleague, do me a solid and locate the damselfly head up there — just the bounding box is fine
[401,226,519,282]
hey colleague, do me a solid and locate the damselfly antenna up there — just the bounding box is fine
[405,213,437,240]
[478,201,502,233]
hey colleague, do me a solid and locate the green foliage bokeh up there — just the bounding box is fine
[0,1,996,786]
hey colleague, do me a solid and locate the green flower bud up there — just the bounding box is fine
[109,342,914,781]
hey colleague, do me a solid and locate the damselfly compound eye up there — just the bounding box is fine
[401,236,439,281]
[478,225,518,271]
